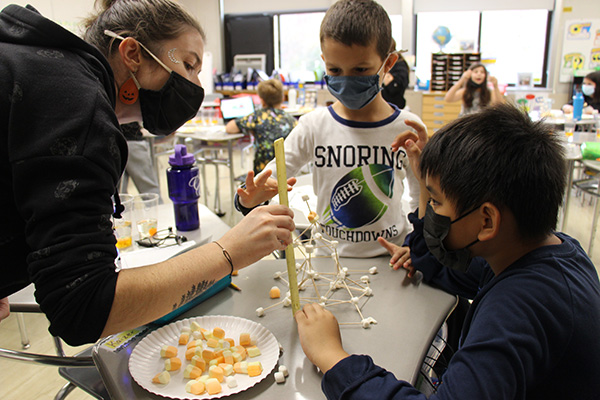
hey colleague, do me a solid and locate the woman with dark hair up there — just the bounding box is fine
[562,70,600,114]
[0,0,294,345]
[444,62,504,116]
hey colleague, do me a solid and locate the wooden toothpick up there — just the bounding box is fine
[274,138,300,315]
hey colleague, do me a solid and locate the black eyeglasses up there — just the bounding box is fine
[136,227,187,248]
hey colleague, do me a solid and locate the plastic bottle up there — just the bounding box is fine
[573,91,584,121]
[298,82,306,107]
[288,84,298,109]
[167,144,200,231]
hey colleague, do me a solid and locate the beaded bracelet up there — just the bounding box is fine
[213,241,234,276]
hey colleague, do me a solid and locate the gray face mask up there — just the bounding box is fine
[324,55,390,110]
[423,204,480,272]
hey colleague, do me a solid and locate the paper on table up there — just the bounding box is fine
[119,236,211,269]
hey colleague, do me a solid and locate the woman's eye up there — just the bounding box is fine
[428,198,440,207]
[184,63,194,71]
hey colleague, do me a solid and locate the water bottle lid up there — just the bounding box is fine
[169,144,195,166]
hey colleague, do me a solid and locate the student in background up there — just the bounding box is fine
[444,62,503,116]
[382,39,409,109]
[119,121,161,197]
[225,79,297,174]
[562,70,600,114]
[295,103,600,399]
[234,0,422,262]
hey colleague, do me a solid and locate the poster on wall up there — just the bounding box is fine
[559,19,600,83]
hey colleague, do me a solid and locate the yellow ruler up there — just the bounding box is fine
[274,138,300,315]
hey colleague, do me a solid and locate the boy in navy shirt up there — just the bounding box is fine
[296,103,600,399]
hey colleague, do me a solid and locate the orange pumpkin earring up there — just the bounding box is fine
[118,74,139,105]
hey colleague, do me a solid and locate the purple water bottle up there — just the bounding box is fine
[167,144,200,231]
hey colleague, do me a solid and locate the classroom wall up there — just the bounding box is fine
[5,0,600,104]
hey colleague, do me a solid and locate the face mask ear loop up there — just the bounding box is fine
[377,53,393,85]
[104,29,173,74]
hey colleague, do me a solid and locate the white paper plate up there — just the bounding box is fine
[129,315,279,399]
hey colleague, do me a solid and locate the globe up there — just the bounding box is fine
[432,26,452,50]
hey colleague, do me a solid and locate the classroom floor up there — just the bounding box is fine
[2,148,600,399]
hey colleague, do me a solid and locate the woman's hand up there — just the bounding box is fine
[237,169,296,209]
[295,303,350,373]
[218,204,295,269]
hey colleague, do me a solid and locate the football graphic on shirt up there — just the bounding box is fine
[323,164,394,228]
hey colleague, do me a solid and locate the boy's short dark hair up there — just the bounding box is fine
[257,79,284,108]
[420,103,566,239]
[320,0,392,60]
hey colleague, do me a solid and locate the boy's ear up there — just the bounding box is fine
[118,37,143,72]
[477,202,501,242]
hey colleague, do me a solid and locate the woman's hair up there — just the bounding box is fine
[463,62,491,109]
[83,0,205,59]
[585,71,600,103]
[320,0,392,60]
[257,79,284,108]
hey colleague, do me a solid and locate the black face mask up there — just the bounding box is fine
[467,79,484,89]
[104,30,204,136]
[423,204,480,272]
[138,71,204,136]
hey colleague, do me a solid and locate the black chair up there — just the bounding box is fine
[2,285,109,399]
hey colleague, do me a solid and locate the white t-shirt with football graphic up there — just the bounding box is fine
[263,104,422,258]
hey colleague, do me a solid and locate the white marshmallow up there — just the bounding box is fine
[274,371,286,383]
[302,194,310,201]
[256,307,264,317]
[279,365,289,377]
[351,297,359,304]
[369,266,378,274]
[226,376,238,388]
[364,287,373,296]
[361,275,370,283]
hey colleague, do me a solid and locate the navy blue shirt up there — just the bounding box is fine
[322,211,600,399]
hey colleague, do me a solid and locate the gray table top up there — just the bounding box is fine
[93,256,456,400]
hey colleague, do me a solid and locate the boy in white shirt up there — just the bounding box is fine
[236,0,423,260]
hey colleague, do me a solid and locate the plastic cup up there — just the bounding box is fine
[114,194,134,249]
[564,119,575,141]
[134,193,159,239]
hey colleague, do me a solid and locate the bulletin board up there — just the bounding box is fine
[559,19,600,83]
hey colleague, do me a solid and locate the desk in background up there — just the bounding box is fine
[93,257,456,399]
[175,126,244,224]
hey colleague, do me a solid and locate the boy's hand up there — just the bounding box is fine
[237,169,297,209]
[377,237,413,272]
[295,303,350,374]
[391,120,428,179]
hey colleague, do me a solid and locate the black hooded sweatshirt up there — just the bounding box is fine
[0,4,127,345]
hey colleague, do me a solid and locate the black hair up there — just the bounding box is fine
[585,70,600,104]
[420,102,566,239]
[320,0,392,60]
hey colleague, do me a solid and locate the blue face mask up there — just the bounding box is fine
[582,84,595,97]
[324,55,389,110]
